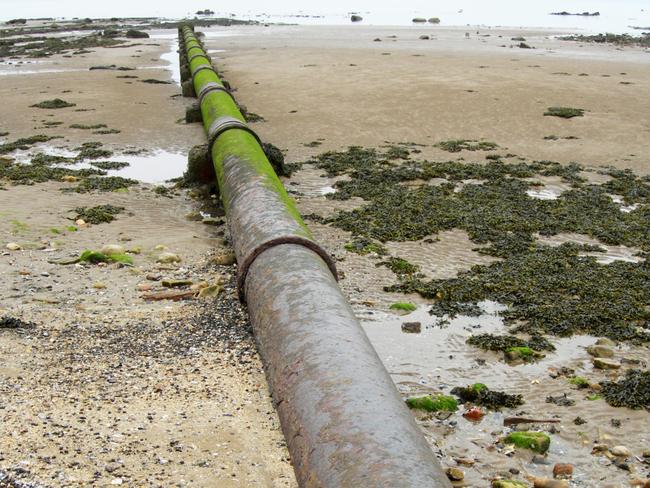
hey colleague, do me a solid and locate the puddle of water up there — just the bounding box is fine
[0,67,89,76]
[536,232,643,264]
[68,150,187,184]
[319,185,336,195]
[159,40,180,85]
[524,175,573,200]
[13,146,187,184]
[608,194,640,213]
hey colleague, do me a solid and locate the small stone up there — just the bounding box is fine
[75,218,87,227]
[532,454,551,465]
[145,274,162,281]
[401,321,421,333]
[190,281,209,291]
[553,463,573,479]
[137,283,152,292]
[445,467,464,481]
[419,35,430,40]
[587,345,614,358]
[185,211,203,221]
[610,445,631,457]
[533,478,568,488]
[6,242,21,251]
[105,462,120,473]
[101,244,125,256]
[596,337,616,347]
[454,458,475,467]
[61,175,79,182]
[593,358,620,369]
[592,443,609,453]
[110,479,123,486]
[642,449,650,458]
[198,285,222,298]
[153,244,168,251]
[210,252,236,266]
[162,279,193,288]
[156,252,181,264]
[92,282,106,289]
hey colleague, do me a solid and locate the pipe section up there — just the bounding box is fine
[179,24,451,487]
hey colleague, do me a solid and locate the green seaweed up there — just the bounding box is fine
[69,123,107,129]
[90,161,129,170]
[377,257,419,275]
[73,204,125,224]
[389,302,418,312]
[569,376,591,388]
[75,141,113,159]
[344,236,387,255]
[66,176,137,193]
[435,139,499,152]
[451,383,524,409]
[406,394,458,412]
[0,135,60,155]
[544,107,584,118]
[30,99,76,109]
[467,333,555,353]
[505,431,550,453]
[600,369,650,410]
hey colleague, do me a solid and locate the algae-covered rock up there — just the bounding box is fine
[505,431,551,453]
[428,17,441,24]
[181,80,196,98]
[125,29,149,39]
[586,345,614,358]
[6,242,21,251]
[451,383,524,409]
[406,394,458,412]
[593,358,620,370]
[401,322,421,333]
[262,142,288,177]
[185,102,202,123]
[184,144,215,184]
[412,17,427,23]
[389,302,417,312]
[156,252,181,264]
[198,284,222,298]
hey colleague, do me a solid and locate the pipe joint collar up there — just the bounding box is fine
[188,52,210,64]
[237,236,338,301]
[207,116,261,152]
[191,64,214,77]
[198,82,231,105]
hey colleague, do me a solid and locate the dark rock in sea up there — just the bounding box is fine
[6,18,27,25]
[551,11,600,16]
[125,29,149,39]
[419,35,430,40]
[351,14,363,22]
[412,18,427,23]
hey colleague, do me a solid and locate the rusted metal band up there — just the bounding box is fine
[207,116,261,152]
[197,82,231,105]
[236,236,337,301]
[191,64,214,77]
[188,52,210,64]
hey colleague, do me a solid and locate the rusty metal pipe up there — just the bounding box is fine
[180,25,451,487]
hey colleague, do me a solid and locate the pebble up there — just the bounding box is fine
[553,463,573,479]
[6,242,21,251]
[445,467,464,481]
[92,282,106,290]
[136,283,152,292]
[587,345,614,358]
[533,478,569,488]
[156,252,181,264]
[610,445,631,457]
[593,358,620,370]
[61,175,79,182]
[401,321,421,333]
[198,285,222,298]
[454,458,475,467]
[532,454,551,465]
[75,219,87,227]
[101,244,126,256]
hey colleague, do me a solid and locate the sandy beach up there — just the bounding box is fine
[1,19,649,487]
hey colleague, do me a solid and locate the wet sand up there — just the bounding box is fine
[0,26,295,487]
[202,24,650,487]
[1,20,649,488]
